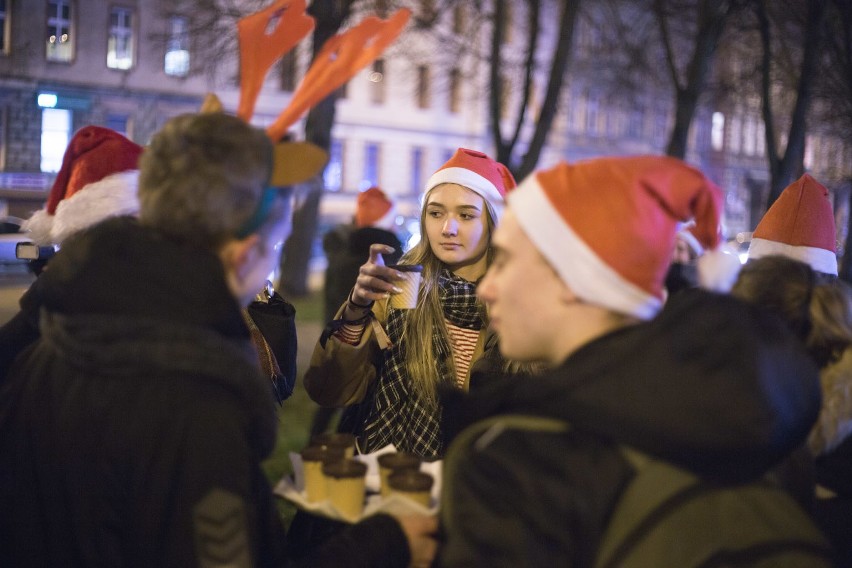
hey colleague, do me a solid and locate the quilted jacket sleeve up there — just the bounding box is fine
[303,299,389,407]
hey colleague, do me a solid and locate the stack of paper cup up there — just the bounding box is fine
[388,470,434,508]
[323,459,368,521]
[388,264,424,309]
[378,453,421,497]
[300,445,345,503]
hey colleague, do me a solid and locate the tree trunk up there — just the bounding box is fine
[488,0,577,180]
[762,0,829,208]
[656,0,733,159]
[278,0,353,296]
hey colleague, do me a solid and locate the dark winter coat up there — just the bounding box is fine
[0,217,409,568]
[322,223,402,323]
[437,289,823,567]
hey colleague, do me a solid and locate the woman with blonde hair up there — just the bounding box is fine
[305,148,515,458]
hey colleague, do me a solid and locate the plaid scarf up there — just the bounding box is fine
[347,269,484,459]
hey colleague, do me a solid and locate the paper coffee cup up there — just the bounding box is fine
[300,445,345,503]
[388,470,434,508]
[378,452,421,498]
[388,264,423,309]
[323,459,368,521]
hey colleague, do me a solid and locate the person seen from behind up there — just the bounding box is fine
[0,112,436,568]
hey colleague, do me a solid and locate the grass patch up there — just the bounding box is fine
[260,290,325,527]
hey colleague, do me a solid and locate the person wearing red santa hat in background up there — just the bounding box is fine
[0,126,142,384]
[311,186,404,437]
[434,156,825,565]
[321,186,403,325]
[747,173,839,280]
[22,125,143,248]
[734,173,852,565]
[305,148,517,459]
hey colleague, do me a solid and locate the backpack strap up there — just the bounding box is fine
[595,447,834,568]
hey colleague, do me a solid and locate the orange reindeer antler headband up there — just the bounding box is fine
[218,0,410,186]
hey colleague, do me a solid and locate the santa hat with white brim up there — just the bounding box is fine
[22,125,143,246]
[425,148,516,215]
[508,156,728,320]
[747,173,838,276]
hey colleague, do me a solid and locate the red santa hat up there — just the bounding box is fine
[23,126,143,245]
[355,186,396,230]
[747,174,837,276]
[508,155,726,320]
[425,148,516,209]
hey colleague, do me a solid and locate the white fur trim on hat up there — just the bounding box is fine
[426,167,504,206]
[508,175,662,320]
[748,237,838,276]
[22,171,140,246]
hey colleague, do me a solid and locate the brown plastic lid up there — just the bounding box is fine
[300,445,345,464]
[323,458,368,479]
[377,452,421,471]
[311,432,356,450]
[388,264,423,273]
[388,470,433,492]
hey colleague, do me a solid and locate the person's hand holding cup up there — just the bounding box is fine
[344,244,422,320]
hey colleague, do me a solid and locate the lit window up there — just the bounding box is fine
[370,60,385,105]
[756,120,765,157]
[0,0,10,55]
[41,108,71,172]
[416,65,430,109]
[804,135,815,170]
[411,147,424,194]
[164,16,189,77]
[743,115,756,156]
[362,142,380,189]
[586,91,600,134]
[107,7,134,70]
[449,68,461,113]
[105,113,130,137]
[46,0,73,62]
[453,5,465,34]
[729,116,742,154]
[324,139,343,192]
[711,112,725,151]
[627,109,644,139]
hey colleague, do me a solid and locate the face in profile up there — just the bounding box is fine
[478,210,573,365]
[233,195,293,306]
[423,183,490,279]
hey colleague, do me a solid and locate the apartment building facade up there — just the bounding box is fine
[0,0,848,243]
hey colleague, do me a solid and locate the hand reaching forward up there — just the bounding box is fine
[343,243,404,320]
[395,514,438,568]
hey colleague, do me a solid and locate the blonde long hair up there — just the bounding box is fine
[394,188,498,403]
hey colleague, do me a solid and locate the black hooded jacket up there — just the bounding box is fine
[438,289,822,567]
[0,217,408,568]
